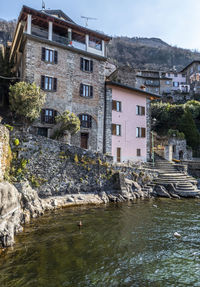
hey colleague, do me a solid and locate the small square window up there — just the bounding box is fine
[137,149,141,156]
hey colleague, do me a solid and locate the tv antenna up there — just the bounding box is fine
[81,16,97,27]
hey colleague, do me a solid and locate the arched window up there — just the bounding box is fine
[79,114,92,128]
[41,109,57,124]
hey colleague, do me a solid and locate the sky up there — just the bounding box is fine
[1,0,200,51]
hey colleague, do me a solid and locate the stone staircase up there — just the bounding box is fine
[151,159,200,198]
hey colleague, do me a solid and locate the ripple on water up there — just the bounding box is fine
[0,199,200,287]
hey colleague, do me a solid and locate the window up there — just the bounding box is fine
[136,149,141,156]
[41,47,58,63]
[79,114,92,128]
[174,73,178,77]
[112,124,121,136]
[80,58,93,72]
[167,73,171,77]
[41,76,57,91]
[136,105,145,115]
[112,100,122,112]
[80,84,93,98]
[165,80,170,85]
[41,109,57,124]
[89,35,102,50]
[136,127,146,138]
[173,82,179,87]
[173,145,176,153]
[117,147,121,162]
[38,127,48,137]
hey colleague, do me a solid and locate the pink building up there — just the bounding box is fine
[106,82,159,163]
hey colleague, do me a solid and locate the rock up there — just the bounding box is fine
[15,181,44,219]
[174,232,181,238]
[99,191,109,203]
[66,197,74,203]
[0,182,23,247]
[154,185,171,198]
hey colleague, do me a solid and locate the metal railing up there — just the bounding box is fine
[31,26,86,51]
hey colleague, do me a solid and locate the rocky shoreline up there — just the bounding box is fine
[0,178,152,249]
[1,127,200,250]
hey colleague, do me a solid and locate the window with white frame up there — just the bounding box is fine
[80,84,93,98]
[136,127,146,138]
[80,57,93,72]
[41,47,58,63]
[112,124,121,136]
[112,100,122,112]
[136,105,145,115]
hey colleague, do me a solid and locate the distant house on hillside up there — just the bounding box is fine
[181,60,200,93]
[106,81,160,162]
[135,70,160,94]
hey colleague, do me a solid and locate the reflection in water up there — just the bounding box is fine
[0,199,200,287]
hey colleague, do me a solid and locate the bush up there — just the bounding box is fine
[9,81,46,127]
[168,129,185,140]
[56,110,80,137]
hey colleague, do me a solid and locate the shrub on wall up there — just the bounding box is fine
[9,81,46,128]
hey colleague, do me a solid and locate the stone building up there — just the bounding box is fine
[135,70,160,94]
[181,60,200,93]
[10,5,112,153]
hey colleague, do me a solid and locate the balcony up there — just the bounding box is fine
[31,25,86,52]
[144,81,160,87]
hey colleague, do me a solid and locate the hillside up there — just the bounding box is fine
[1,18,200,71]
[108,37,200,71]
[0,19,16,45]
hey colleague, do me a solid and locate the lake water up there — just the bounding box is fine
[0,199,200,287]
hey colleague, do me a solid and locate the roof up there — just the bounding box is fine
[180,60,200,72]
[42,9,75,24]
[106,81,161,99]
[18,5,111,41]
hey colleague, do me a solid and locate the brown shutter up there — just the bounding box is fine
[141,128,146,138]
[41,75,45,89]
[90,86,93,97]
[54,51,58,64]
[112,124,116,135]
[141,106,145,115]
[137,149,141,156]
[112,100,117,110]
[80,83,83,96]
[53,78,57,91]
[41,47,45,61]
[90,60,93,72]
[80,58,84,70]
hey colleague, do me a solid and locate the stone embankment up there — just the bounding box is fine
[0,126,200,249]
[0,127,155,248]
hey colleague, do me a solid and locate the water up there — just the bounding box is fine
[0,199,200,287]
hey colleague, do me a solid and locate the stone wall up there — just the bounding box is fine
[0,125,10,181]
[21,35,111,153]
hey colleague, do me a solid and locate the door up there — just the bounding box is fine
[117,147,121,162]
[81,133,88,149]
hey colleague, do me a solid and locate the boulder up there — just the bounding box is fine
[15,181,44,221]
[0,182,23,247]
[154,185,171,198]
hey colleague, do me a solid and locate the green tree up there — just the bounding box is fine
[55,110,80,142]
[178,109,200,149]
[9,81,46,128]
[0,48,15,106]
